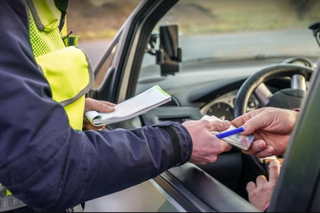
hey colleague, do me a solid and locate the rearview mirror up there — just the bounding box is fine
[156,25,182,76]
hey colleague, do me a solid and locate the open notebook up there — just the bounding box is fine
[85,86,171,126]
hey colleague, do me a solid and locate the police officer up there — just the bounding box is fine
[0,0,231,212]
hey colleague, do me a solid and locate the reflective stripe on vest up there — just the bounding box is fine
[0,0,92,211]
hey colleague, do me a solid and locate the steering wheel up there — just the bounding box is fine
[233,61,314,181]
[234,64,314,117]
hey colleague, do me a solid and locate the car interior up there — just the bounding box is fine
[86,0,320,212]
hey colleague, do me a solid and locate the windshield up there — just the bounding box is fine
[141,0,320,69]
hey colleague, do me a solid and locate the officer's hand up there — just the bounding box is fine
[183,118,232,165]
[84,98,116,131]
[232,108,298,158]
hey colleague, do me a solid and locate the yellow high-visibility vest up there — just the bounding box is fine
[28,0,93,130]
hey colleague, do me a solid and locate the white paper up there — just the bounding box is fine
[85,86,171,126]
[85,111,101,123]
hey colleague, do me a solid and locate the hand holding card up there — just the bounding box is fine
[202,115,255,151]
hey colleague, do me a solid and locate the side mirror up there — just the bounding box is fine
[156,25,182,76]
[309,22,320,48]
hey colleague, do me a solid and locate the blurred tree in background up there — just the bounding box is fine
[67,0,320,41]
[292,0,315,19]
[67,0,139,39]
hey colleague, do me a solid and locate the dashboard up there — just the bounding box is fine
[136,56,316,125]
[200,90,260,121]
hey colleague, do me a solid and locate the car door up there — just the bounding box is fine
[85,0,260,212]
[268,65,320,212]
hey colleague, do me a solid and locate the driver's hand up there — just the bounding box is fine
[247,160,281,211]
[84,98,116,131]
[183,117,232,165]
[232,108,298,158]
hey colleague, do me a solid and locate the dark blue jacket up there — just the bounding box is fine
[0,1,193,211]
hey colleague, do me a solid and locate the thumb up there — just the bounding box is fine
[205,120,231,132]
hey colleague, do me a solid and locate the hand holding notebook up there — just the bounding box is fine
[85,86,171,126]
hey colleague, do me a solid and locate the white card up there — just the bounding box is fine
[202,115,255,151]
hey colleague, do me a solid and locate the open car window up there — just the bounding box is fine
[139,0,320,85]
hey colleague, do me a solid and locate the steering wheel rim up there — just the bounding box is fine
[234,64,314,118]
[232,64,314,185]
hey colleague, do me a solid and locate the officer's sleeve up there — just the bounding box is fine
[0,1,193,211]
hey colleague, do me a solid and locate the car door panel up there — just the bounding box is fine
[155,163,259,212]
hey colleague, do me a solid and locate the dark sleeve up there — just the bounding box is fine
[0,1,193,211]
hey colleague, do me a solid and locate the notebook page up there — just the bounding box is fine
[86,86,171,125]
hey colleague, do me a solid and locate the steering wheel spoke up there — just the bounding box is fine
[254,83,273,107]
[234,64,313,118]
[291,75,307,91]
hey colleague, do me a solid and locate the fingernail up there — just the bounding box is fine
[258,142,265,150]
[240,127,246,134]
[267,147,274,155]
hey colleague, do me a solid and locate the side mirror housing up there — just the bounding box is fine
[156,25,182,76]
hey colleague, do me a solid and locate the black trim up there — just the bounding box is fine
[92,1,148,103]
[94,32,122,76]
[54,0,68,31]
[125,0,179,99]
[154,174,212,212]
[110,0,153,103]
[94,67,116,101]
[155,164,259,212]
[54,0,68,13]
[160,126,182,167]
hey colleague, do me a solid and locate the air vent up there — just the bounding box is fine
[162,96,180,107]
